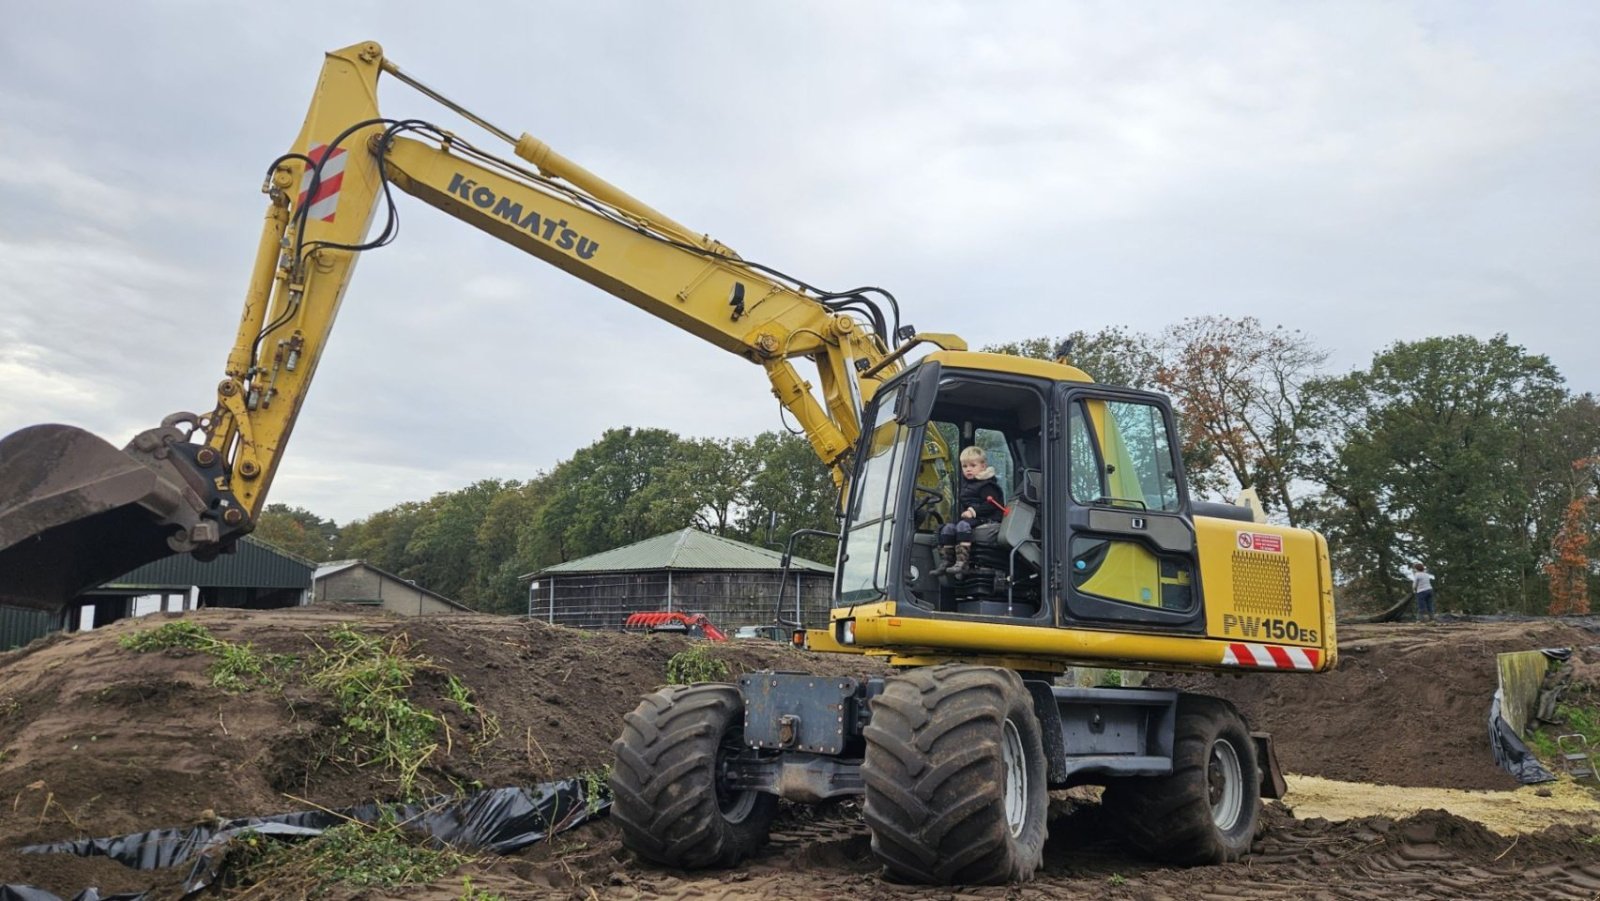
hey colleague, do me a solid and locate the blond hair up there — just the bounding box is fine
[958,446,997,480]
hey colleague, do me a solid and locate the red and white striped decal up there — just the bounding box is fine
[296,144,347,223]
[1221,642,1321,671]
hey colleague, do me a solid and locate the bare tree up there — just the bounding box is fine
[1155,316,1328,524]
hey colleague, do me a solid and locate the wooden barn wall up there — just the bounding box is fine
[528,570,834,632]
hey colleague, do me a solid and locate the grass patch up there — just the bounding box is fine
[1527,691,1600,762]
[1526,676,1600,786]
[666,645,728,684]
[225,816,472,899]
[119,621,290,692]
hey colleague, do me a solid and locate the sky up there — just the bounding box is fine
[2,2,1596,524]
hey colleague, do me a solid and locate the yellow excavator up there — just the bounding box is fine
[0,42,1337,885]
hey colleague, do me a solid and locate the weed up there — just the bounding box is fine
[119,621,211,652]
[458,874,506,900]
[1109,872,1126,885]
[442,674,502,750]
[227,818,472,898]
[666,645,728,684]
[309,626,444,798]
[119,622,286,692]
[446,675,475,713]
[578,766,612,815]
[0,696,19,718]
[1097,669,1124,688]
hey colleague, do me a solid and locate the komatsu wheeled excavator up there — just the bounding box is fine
[0,42,1337,885]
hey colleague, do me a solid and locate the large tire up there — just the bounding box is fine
[861,665,1048,884]
[1103,694,1260,865]
[610,683,778,869]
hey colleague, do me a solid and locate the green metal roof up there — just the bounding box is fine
[534,529,833,576]
[95,535,315,590]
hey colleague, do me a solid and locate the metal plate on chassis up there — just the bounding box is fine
[739,672,860,755]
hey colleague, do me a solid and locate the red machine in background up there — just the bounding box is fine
[622,611,728,641]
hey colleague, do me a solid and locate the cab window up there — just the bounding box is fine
[1068,398,1179,512]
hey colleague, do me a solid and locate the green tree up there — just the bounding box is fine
[334,501,429,576]
[734,430,842,563]
[401,479,512,606]
[254,504,340,562]
[1305,335,1574,614]
[535,427,697,562]
[471,478,554,615]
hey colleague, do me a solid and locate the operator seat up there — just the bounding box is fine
[998,468,1042,569]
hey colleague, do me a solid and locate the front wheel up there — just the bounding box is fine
[1102,695,1260,865]
[610,683,778,869]
[861,664,1048,884]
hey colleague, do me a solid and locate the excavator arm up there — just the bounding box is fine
[0,40,962,612]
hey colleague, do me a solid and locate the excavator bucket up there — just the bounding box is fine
[0,424,205,613]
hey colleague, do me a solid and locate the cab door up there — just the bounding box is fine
[1056,386,1205,632]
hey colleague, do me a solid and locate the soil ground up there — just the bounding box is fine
[1,606,1597,899]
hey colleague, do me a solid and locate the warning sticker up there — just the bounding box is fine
[1236,531,1283,553]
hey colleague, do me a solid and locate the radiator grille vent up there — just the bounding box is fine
[1232,551,1292,615]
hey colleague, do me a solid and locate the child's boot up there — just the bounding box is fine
[949,543,973,578]
[931,544,955,577]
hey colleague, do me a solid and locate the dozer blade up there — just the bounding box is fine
[0,423,218,612]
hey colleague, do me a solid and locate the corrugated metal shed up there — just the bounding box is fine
[533,529,832,576]
[0,605,60,652]
[103,535,315,590]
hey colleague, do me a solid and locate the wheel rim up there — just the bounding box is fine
[1208,737,1243,832]
[715,730,757,823]
[1001,716,1028,836]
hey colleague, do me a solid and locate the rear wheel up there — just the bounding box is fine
[1103,695,1260,865]
[610,683,778,869]
[861,664,1048,884]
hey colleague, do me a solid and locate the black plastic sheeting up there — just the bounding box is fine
[3,778,607,901]
[1490,689,1557,784]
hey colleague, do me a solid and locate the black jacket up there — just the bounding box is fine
[960,475,1005,525]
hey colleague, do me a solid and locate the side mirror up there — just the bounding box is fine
[893,360,942,427]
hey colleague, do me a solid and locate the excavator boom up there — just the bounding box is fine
[0,41,936,612]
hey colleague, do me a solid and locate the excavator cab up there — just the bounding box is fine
[829,348,1261,663]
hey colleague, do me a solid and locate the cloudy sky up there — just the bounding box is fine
[2,2,1596,523]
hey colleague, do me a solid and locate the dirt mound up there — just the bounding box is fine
[0,605,889,897]
[1156,620,1600,790]
[2,608,1595,898]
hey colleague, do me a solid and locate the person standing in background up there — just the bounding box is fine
[1410,562,1436,623]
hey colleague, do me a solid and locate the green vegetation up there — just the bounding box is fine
[121,620,495,798]
[309,625,445,798]
[118,621,289,692]
[578,766,612,816]
[227,818,473,898]
[1526,695,1600,765]
[1109,873,1127,886]
[457,875,506,900]
[666,645,728,684]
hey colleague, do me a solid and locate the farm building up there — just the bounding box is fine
[0,535,316,649]
[312,561,475,615]
[523,528,834,633]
